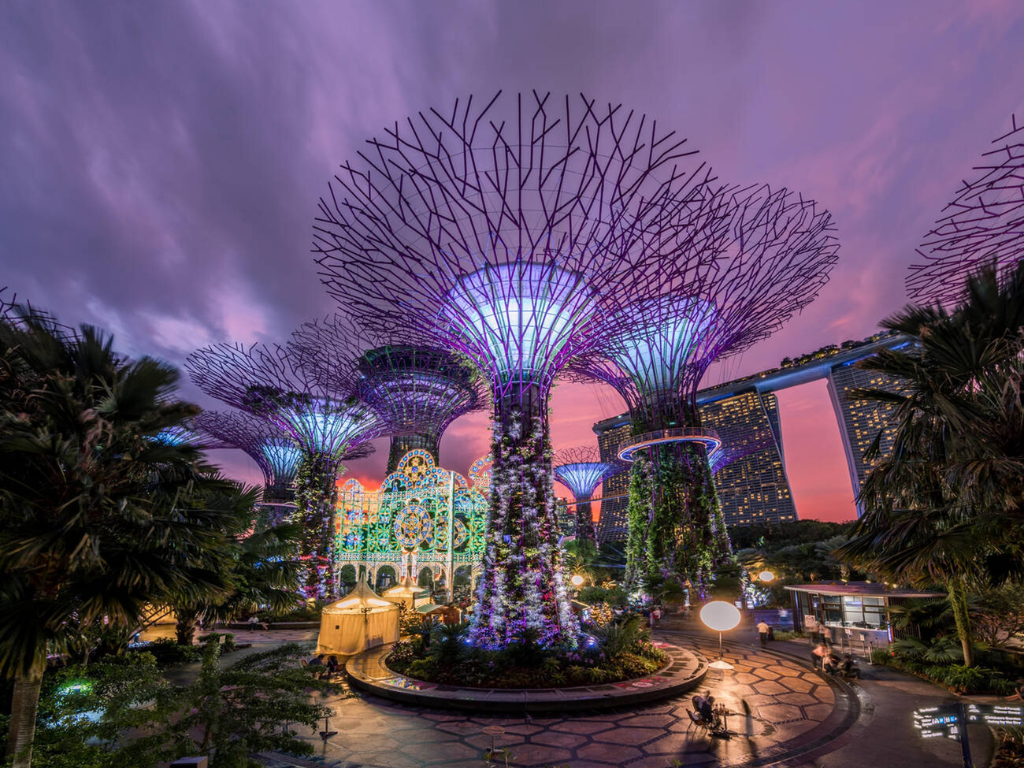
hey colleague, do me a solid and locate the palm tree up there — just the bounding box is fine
[0,305,241,767]
[838,262,1024,667]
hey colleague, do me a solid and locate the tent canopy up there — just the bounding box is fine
[317,582,400,656]
[323,580,396,614]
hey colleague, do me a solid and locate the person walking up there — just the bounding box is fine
[756,620,770,647]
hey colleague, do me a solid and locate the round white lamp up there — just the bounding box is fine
[757,570,776,583]
[570,574,585,588]
[700,601,742,670]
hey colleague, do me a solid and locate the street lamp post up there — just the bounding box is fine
[700,601,741,670]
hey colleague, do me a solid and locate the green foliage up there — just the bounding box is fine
[624,456,653,590]
[143,638,203,667]
[837,264,1024,667]
[875,647,1016,694]
[577,584,628,608]
[386,619,667,690]
[174,642,333,767]
[589,615,649,659]
[198,632,237,653]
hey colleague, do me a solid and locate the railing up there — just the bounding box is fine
[616,427,722,461]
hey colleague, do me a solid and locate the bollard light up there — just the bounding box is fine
[758,570,775,583]
[570,574,585,588]
[700,601,741,670]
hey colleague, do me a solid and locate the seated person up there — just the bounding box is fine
[699,695,724,732]
[811,642,829,669]
[308,653,325,667]
[840,654,861,679]
[326,655,340,675]
[822,654,841,675]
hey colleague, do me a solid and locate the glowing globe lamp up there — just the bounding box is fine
[758,570,776,583]
[571,574,585,588]
[700,600,741,670]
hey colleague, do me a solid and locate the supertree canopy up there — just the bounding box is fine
[193,409,303,503]
[907,115,1024,305]
[573,183,838,597]
[552,446,622,543]
[313,92,721,647]
[186,341,384,598]
[292,314,486,475]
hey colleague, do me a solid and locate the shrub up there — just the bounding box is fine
[143,638,203,666]
[199,632,236,652]
[870,648,892,666]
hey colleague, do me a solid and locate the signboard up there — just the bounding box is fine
[914,705,962,740]
[914,703,1023,768]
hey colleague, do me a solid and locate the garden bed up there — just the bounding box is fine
[870,648,1017,695]
[385,617,668,689]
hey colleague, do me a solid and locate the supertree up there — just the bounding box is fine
[572,183,838,597]
[908,115,1024,304]
[313,92,722,647]
[186,341,384,598]
[193,409,303,502]
[291,314,487,474]
[552,446,623,543]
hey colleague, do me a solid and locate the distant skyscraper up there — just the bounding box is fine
[826,363,901,514]
[594,389,797,541]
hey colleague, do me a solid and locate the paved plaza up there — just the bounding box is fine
[264,634,853,768]
[143,626,997,768]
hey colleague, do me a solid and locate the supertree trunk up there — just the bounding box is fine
[294,453,342,599]
[387,432,441,475]
[575,500,596,543]
[643,440,731,600]
[471,385,576,647]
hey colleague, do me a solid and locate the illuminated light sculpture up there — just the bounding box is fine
[292,314,487,474]
[908,115,1024,304]
[336,449,489,603]
[571,183,838,597]
[552,446,623,543]
[186,341,384,598]
[313,92,720,647]
[700,600,741,670]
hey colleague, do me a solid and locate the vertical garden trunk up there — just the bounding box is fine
[642,441,731,600]
[624,454,654,590]
[295,453,341,600]
[947,578,974,668]
[575,499,596,542]
[6,660,45,768]
[471,384,575,647]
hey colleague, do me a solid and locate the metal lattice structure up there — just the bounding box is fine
[313,92,724,646]
[552,446,623,543]
[194,409,303,502]
[186,340,385,598]
[292,314,487,474]
[336,450,489,602]
[908,115,1024,304]
[570,184,838,433]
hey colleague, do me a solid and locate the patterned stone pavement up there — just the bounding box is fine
[264,633,855,768]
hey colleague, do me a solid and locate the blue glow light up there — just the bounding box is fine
[152,427,194,445]
[260,439,302,479]
[610,297,716,391]
[553,462,617,499]
[443,263,597,384]
[279,399,380,455]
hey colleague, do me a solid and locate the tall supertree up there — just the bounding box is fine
[292,314,487,474]
[186,342,384,598]
[908,115,1024,304]
[572,183,837,597]
[313,92,722,647]
[552,446,623,543]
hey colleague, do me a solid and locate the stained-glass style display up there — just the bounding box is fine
[336,450,489,597]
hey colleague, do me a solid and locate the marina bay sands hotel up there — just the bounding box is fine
[592,331,911,539]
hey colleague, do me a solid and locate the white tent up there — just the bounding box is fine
[382,578,431,610]
[316,581,400,656]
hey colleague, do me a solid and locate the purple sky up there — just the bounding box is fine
[2,1,1022,521]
